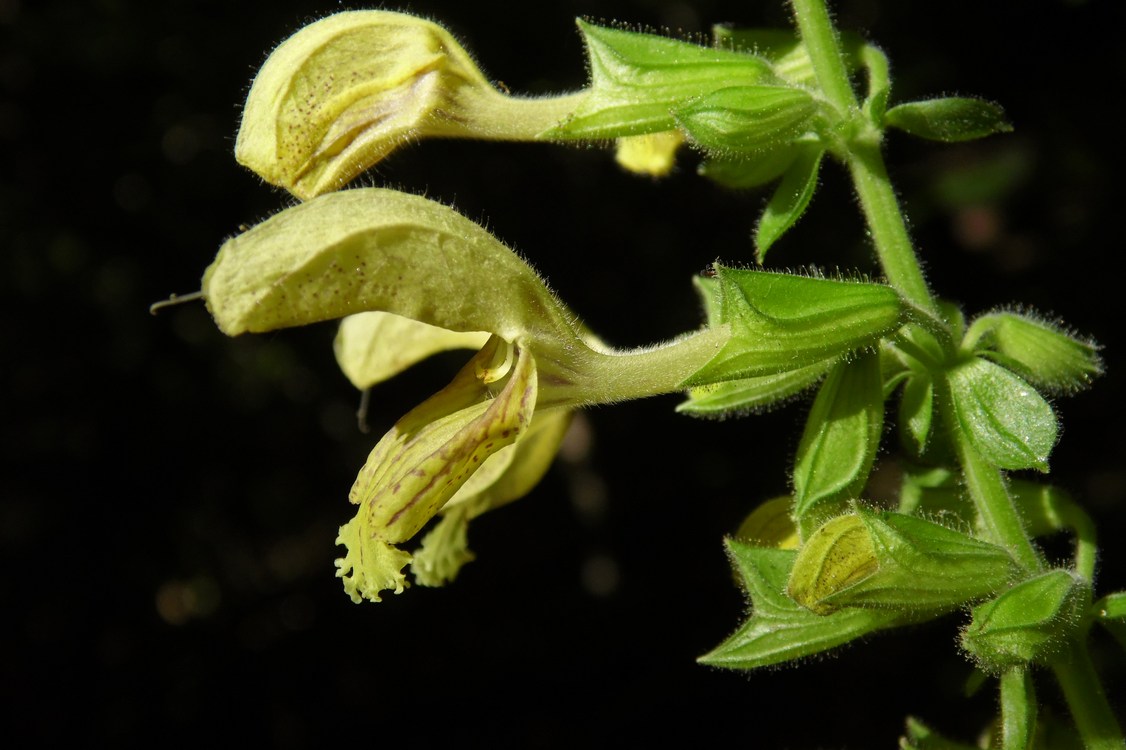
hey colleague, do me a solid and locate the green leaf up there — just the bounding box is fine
[859,42,891,124]
[697,147,799,189]
[687,267,904,384]
[966,310,1103,394]
[945,357,1058,472]
[962,569,1087,670]
[755,145,824,261]
[885,97,1012,142]
[673,85,817,154]
[792,352,884,524]
[1095,592,1126,651]
[699,540,911,670]
[898,373,934,456]
[789,509,1020,615]
[547,20,777,139]
[901,716,984,750]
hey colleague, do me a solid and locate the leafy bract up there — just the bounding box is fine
[755,145,824,260]
[547,20,777,139]
[946,357,1057,472]
[792,352,883,525]
[884,97,1011,143]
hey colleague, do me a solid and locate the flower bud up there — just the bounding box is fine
[674,85,817,155]
[962,569,1088,671]
[966,310,1103,394]
[787,509,1019,615]
[734,495,800,549]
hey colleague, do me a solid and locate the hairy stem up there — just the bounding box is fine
[946,404,1043,572]
[1051,640,1125,749]
[846,143,938,314]
[1000,668,1037,750]
[790,0,938,315]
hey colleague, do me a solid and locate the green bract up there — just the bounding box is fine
[884,97,1011,143]
[791,352,883,528]
[944,357,1058,472]
[754,145,824,260]
[546,20,777,139]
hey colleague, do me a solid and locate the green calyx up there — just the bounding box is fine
[685,265,905,386]
[962,569,1089,671]
[787,508,1020,615]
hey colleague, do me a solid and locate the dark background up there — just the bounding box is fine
[4,0,1125,746]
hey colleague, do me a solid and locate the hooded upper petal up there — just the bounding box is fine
[236,11,494,199]
[202,187,581,348]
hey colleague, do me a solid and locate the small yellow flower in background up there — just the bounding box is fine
[201,187,729,602]
[615,131,686,177]
[236,10,587,200]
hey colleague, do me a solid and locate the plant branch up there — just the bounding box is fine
[1051,640,1125,749]
[790,0,938,315]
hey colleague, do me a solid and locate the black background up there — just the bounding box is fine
[4,0,1125,746]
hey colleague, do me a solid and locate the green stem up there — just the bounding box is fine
[1000,668,1037,750]
[539,325,732,407]
[1051,640,1125,749]
[789,0,859,112]
[464,90,590,141]
[941,391,1043,572]
[790,0,938,315]
[846,144,938,314]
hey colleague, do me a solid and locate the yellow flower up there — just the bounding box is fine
[202,187,729,602]
[236,10,586,200]
[332,312,573,594]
